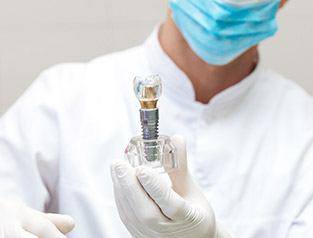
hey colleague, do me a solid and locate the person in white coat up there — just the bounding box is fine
[1,0,312,237]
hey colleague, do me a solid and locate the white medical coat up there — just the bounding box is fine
[0,28,313,238]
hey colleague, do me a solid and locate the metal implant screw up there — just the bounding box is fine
[134,75,162,162]
[125,75,178,173]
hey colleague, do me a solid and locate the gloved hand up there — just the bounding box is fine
[0,199,75,237]
[111,135,232,238]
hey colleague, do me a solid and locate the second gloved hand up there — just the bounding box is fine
[111,135,232,238]
[0,199,75,237]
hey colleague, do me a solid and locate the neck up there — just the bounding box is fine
[159,17,259,104]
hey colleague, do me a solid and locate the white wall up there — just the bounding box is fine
[261,0,313,94]
[0,0,312,115]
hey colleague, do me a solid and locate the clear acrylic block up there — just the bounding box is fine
[125,135,178,173]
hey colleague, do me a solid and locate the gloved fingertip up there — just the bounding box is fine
[135,166,155,184]
[169,134,188,175]
[171,134,185,143]
[110,160,121,175]
[111,160,131,178]
[44,213,76,234]
[63,215,76,228]
[135,166,148,175]
[171,134,186,149]
[110,161,119,181]
[111,159,128,168]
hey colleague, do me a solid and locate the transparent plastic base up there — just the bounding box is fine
[125,135,178,173]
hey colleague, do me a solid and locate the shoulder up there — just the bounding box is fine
[36,45,147,108]
[254,68,312,102]
[252,69,313,188]
[254,68,313,132]
[41,45,146,88]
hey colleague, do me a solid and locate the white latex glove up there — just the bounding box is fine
[0,199,75,237]
[111,135,232,238]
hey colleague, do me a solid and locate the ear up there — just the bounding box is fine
[280,0,288,8]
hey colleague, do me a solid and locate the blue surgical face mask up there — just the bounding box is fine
[169,0,280,65]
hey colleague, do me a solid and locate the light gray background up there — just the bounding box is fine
[0,0,312,115]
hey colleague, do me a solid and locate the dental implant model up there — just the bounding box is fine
[125,75,178,173]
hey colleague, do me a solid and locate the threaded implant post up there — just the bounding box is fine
[140,109,159,162]
[134,75,162,163]
[140,109,159,140]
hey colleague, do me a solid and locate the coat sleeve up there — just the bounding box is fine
[0,68,62,211]
[287,199,313,236]
[287,138,313,237]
